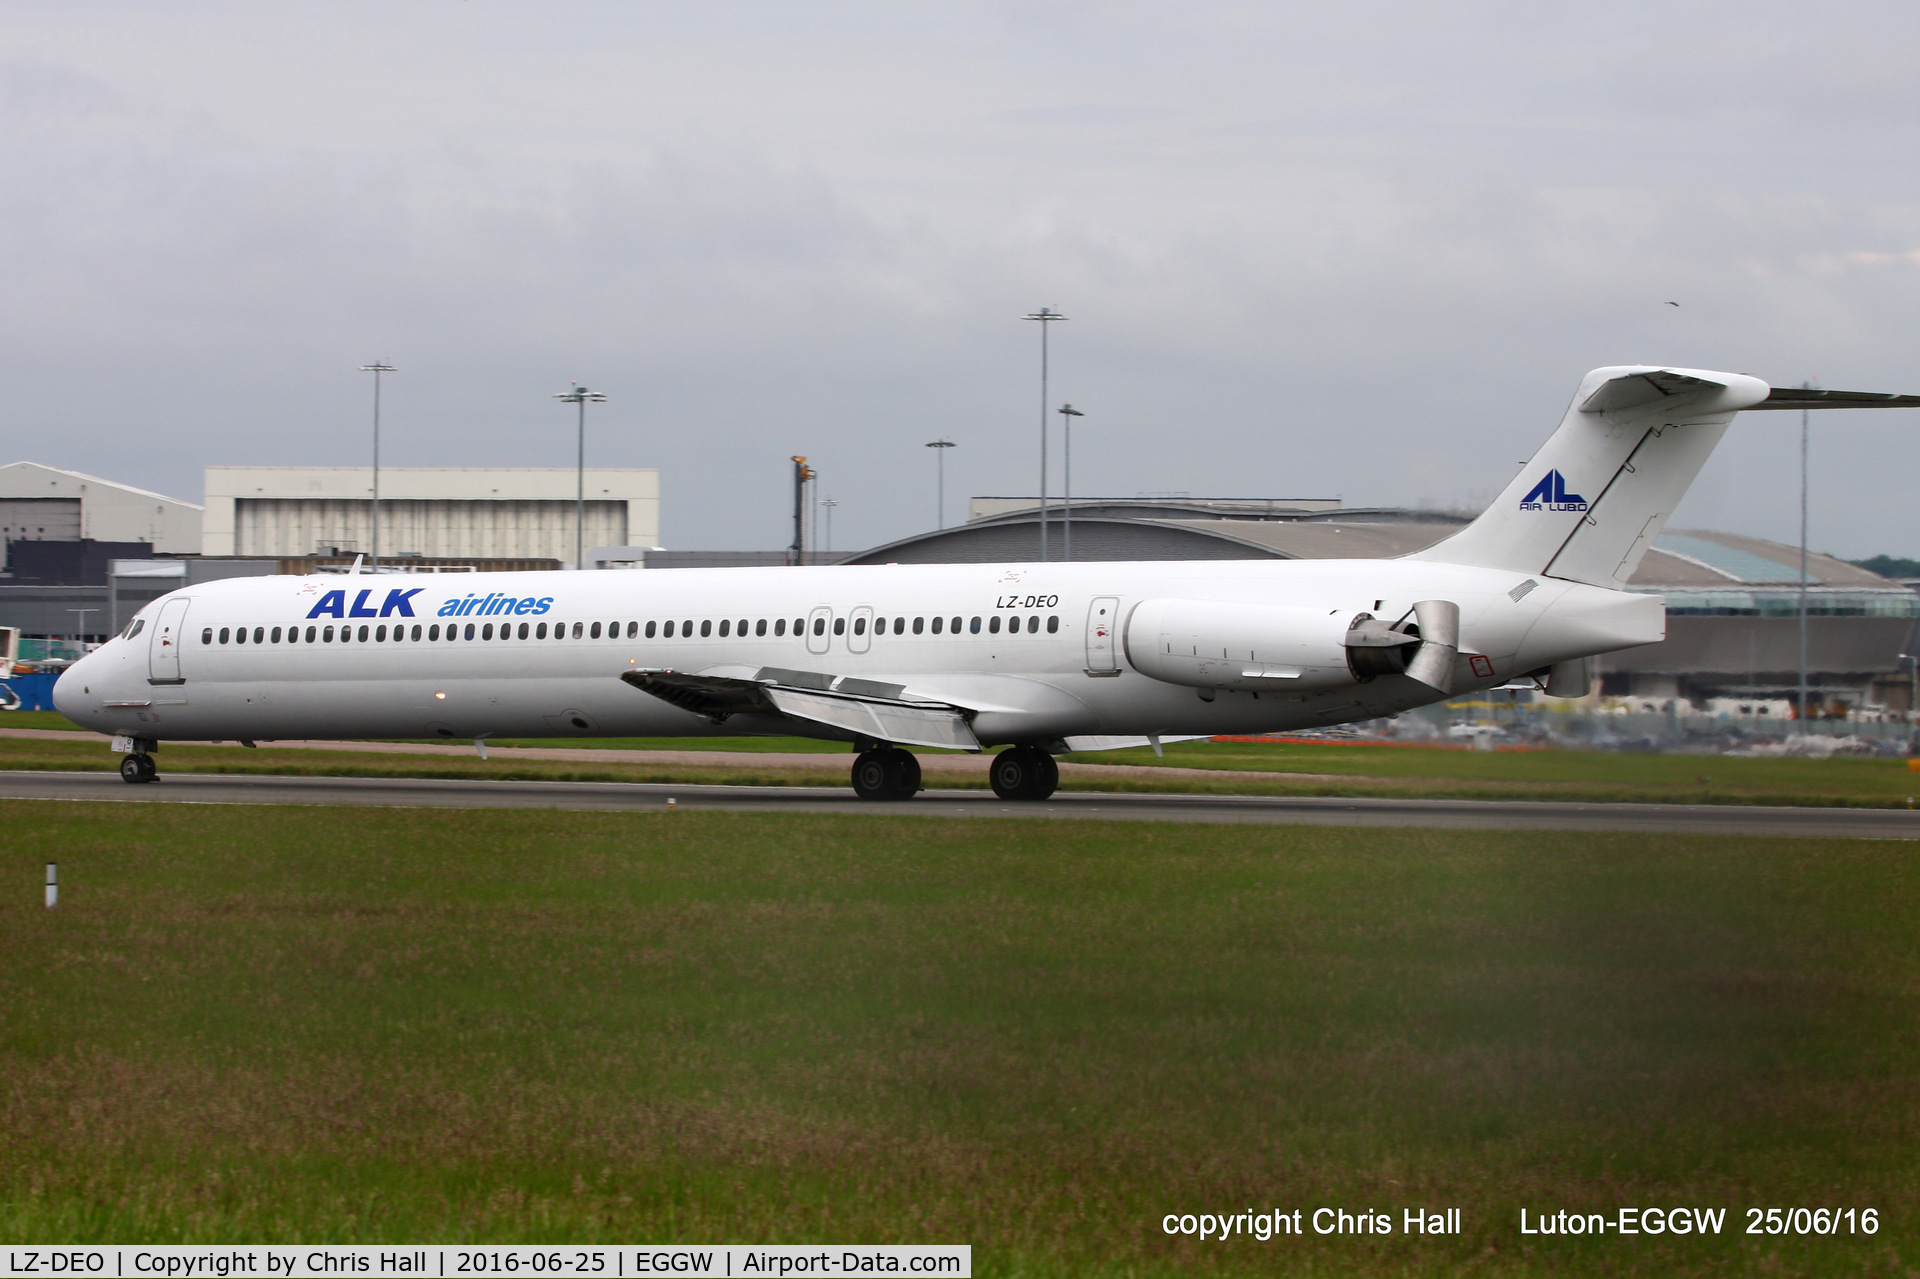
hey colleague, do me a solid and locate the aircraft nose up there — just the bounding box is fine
[51,655,100,719]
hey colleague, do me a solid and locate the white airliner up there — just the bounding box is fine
[54,366,1919,799]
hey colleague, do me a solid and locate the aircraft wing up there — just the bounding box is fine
[620,666,982,752]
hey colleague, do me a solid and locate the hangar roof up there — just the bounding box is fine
[842,509,1902,592]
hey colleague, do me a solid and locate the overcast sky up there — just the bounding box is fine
[6,1,1920,558]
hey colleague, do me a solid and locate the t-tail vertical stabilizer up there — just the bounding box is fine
[1411,366,1770,588]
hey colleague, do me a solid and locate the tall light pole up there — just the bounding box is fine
[67,608,97,644]
[1798,384,1811,730]
[1057,403,1083,561]
[1024,308,1067,560]
[359,362,394,570]
[820,497,839,555]
[553,382,607,569]
[925,439,955,529]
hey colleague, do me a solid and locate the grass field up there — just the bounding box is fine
[3,801,1917,1275]
[8,709,1920,807]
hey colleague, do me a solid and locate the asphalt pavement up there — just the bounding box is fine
[3,768,1917,838]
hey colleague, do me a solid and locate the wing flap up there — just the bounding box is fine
[764,687,980,751]
[619,667,982,752]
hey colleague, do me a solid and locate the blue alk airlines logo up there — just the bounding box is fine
[1519,469,1588,513]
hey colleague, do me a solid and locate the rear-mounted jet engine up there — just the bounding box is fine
[1124,598,1460,695]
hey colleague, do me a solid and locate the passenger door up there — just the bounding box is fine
[806,605,833,656]
[1084,596,1120,676]
[148,596,192,684]
[848,605,874,655]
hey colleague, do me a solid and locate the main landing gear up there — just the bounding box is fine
[851,747,923,801]
[989,745,1059,801]
[849,744,1060,802]
[119,752,158,784]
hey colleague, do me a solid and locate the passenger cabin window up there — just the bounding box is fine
[306,626,318,642]
[591,621,603,639]
[834,618,845,636]
[853,617,866,635]
[775,618,786,636]
[574,622,585,639]
[718,620,729,638]
[323,626,335,642]
[755,619,767,637]
[912,617,924,634]
[894,617,906,635]
[931,616,943,634]
[627,621,638,638]
[376,625,388,642]
[737,618,747,634]
[464,623,476,640]
[970,616,981,634]
[1047,616,1060,633]
[988,616,1001,634]
[645,621,657,638]
[220,627,231,644]
[700,620,712,637]
[202,628,213,644]
[235,628,246,645]
[270,627,282,643]
[812,617,825,636]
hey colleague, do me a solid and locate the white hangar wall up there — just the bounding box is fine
[203,467,659,564]
[0,461,204,565]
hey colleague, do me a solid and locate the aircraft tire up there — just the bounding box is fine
[889,749,922,799]
[852,748,919,801]
[990,746,1058,801]
[120,754,156,784]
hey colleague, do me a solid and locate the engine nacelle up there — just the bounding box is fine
[1125,597,1460,695]
[1124,599,1399,692]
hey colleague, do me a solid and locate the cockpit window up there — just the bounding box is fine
[124,618,146,640]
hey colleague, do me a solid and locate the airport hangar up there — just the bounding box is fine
[0,463,657,640]
[841,498,1920,718]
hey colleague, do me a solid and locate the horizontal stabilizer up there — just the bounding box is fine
[1579,369,1731,413]
[1746,387,1920,410]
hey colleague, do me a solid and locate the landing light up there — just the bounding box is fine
[434,691,447,700]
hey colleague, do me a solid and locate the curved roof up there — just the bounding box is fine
[841,510,1908,592]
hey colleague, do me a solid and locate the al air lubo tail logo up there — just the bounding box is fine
[1519,469,1588,513]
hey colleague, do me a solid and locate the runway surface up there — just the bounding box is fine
[4,768,1918,838]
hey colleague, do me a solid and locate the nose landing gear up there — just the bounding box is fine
[851,747,922,801]
[989,745,1059,801]
[118,752,157,784]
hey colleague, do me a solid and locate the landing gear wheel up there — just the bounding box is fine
[851,748,921,801]
[119,753,157,784]
[990,746,1059,801]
